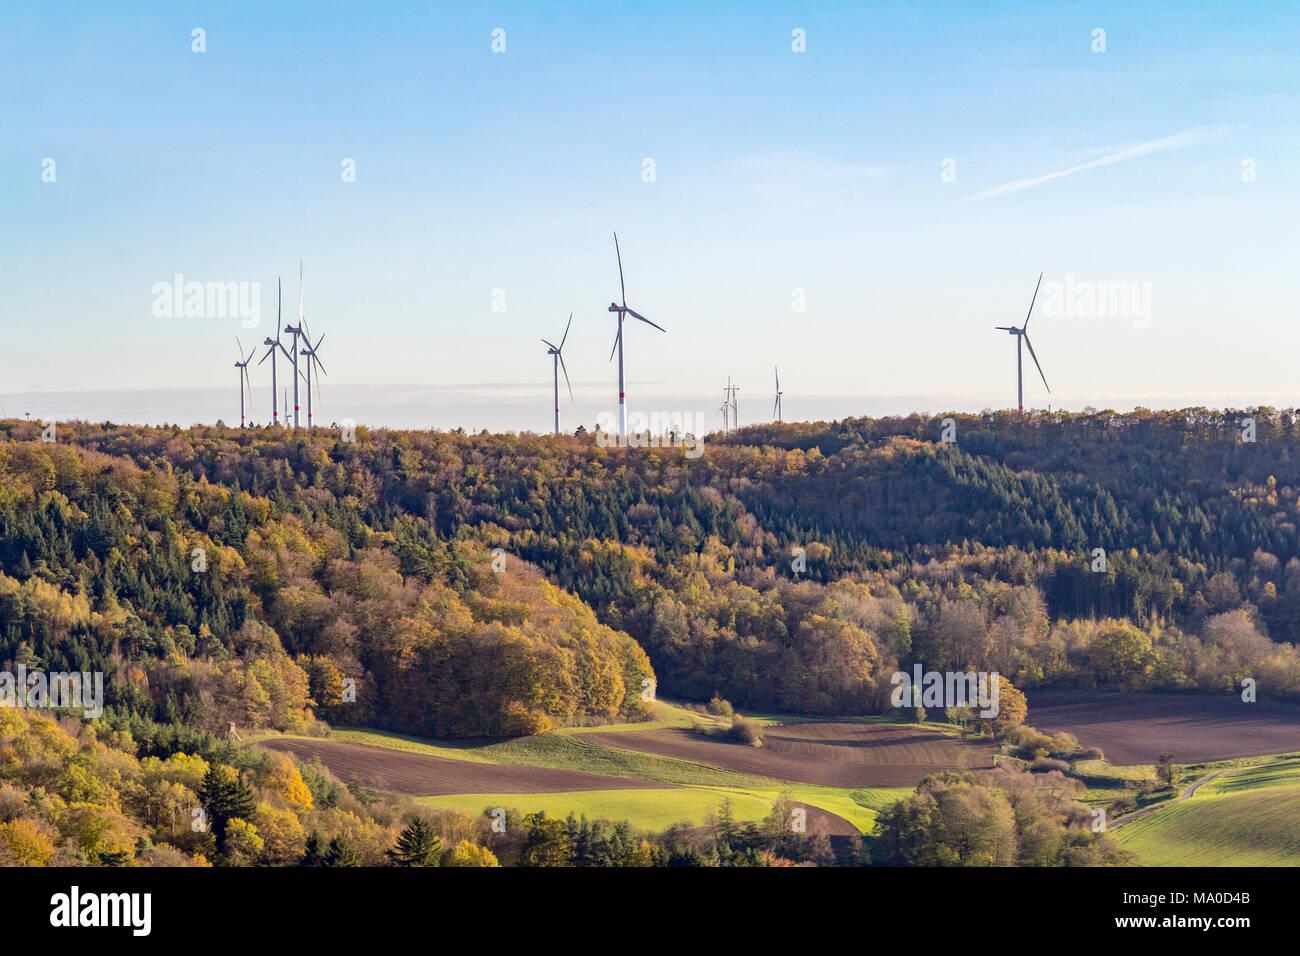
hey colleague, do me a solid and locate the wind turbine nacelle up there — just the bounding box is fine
[609,303,622,312]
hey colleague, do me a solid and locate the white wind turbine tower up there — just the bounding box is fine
[728,380,741,430]
[541,314,574,435]
[773,366,783,422]
[283,261,308,429]
[994,272,1051,413]
[298,324,326,430]
[233,338,255,428]
[607,232,665,444]
[258,279,292,426]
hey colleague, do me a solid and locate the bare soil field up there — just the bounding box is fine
[793,803,861,841]
[262,738,674,796]
[1029,692,1300,764]
[578,723,996,787]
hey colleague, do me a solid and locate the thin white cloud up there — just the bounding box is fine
[969,125,1234,201]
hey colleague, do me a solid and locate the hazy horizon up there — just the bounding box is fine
[5,382,1296,434]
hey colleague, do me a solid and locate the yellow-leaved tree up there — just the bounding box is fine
[442,839,499,867]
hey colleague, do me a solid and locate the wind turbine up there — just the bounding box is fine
[233,338,255,428]
[718,398,731,434]
[607,233,665,444]
[284,261,307,429]
[995,273,1050,413]
[298,326,326,431]
[542,314,574,436]
[258,279,292,426]
[773,366,783,422]
[728,380,741,430]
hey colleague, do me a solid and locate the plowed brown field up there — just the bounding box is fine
[578,723,997,787]
[1029,692,1300,764]
[261,738,674,795]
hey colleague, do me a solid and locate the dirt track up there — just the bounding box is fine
[1030,692,1300,764]
[579,723,996,787]
[1109,770,1226,828]
[261,738,674,795]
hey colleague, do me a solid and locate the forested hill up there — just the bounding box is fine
[0,407,1297,737]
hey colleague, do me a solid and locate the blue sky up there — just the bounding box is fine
[2,1,1297,430]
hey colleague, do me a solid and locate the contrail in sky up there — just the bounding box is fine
[969,125,1233,201]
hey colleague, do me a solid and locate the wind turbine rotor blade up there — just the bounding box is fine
[244,348,256,365]
[1023,334,1050,392]
[773,397,779,416]
[560,313,572,351]
[626,308,665,332]
[994,326,1016,331]
[541,338,558,351]
[312,332,324,351]
[608,322,622,362]
[237,336,246,360]
[1023,272,1043,329]
[613,232,626,307]
[312,352,326,376]
[277,278,282,329]
[558,351,573,401]
[257,347,273,366]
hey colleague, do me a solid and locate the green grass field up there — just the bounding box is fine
[563,699,908,732]
[556,699,712,734]
[416,782,909,834]
[1201,756,1300,795]
[1114,786,1300,865]
[1071,758,1158,807]
[1114,756,1300,866]
[713,784,909,834]
[1073,758,1155,782]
